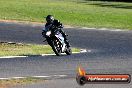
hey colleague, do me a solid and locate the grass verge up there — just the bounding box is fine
[0,43,80,56]
[0,77,44,88]
[0,0,132,29]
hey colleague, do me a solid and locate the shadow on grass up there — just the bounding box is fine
[77,0,132,9]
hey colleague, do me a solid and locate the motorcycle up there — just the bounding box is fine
[44,26,72,56]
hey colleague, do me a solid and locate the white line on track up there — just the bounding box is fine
[32,76,51,78]
[0,78,10,80]
[41,52,81,56]
[0,56,28,58]
[0,75,68,80]
[80,49,88,53]
[40,49,88,56]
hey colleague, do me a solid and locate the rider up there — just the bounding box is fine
[42,15,70,47]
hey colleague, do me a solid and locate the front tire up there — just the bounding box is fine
[51,40,61,56]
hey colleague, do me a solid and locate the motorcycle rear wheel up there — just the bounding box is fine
[65,46,72,55]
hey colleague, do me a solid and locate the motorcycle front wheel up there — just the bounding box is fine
[51,39,61,56]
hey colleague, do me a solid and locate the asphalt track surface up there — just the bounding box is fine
[0,22,132,88]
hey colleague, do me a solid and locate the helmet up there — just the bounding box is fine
[45,15,54,23]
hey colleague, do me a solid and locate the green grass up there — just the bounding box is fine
[0,0,132,29]
[0,77,44,88]
[0,43,80,56]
